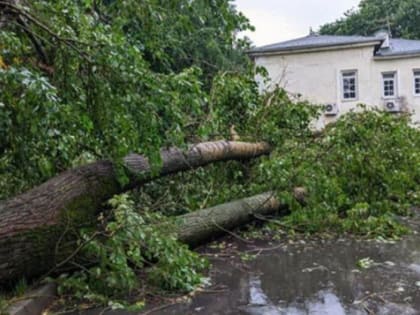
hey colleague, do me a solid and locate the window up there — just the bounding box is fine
[414,70,420,95]
[341,71,357,100]
[382,72,397,98]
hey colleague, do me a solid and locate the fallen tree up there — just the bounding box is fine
[176,192,282,247]
[0,192,285,311]
[0,140,270,285]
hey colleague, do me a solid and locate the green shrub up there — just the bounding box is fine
[256,108,420,237]
[57,194,208,308]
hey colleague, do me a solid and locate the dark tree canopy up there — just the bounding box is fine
[319,0,420,39]
[0,0,255,199]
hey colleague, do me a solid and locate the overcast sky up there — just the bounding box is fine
[234,0,361,46]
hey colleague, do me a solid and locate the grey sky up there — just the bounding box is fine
[234,0,361,46]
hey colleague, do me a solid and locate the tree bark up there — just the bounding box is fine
[0,141,270,285]
[176,192,282,247]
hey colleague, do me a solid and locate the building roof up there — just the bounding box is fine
[249,34,420,58]
[248,34,381,54]
[376,38,420,58]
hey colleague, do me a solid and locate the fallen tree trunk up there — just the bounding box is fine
[0,141,270,285]
[176,192,282,247]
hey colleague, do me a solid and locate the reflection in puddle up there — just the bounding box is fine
[246,274,280,314]
[408,263,420,274]
[281,290,348,315]
[375,302,417,315]
[152,234,420,315]
[249,275,269,306]
[246,274,357,315]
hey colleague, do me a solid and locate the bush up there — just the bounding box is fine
[57,194,208,308]
[256,108,420,237]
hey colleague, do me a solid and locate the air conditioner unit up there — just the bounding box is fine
[324,103,338,116]
[384,100,401,113]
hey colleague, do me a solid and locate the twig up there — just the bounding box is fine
[0,1,91,61]
[245,243,286,253]
[99,306,111,315]
[140,302,178,315]
[14,17,49,64]
[201,252,234,257]
[210,220,254,244]
[5,294,56,305]
[55,231,100,269]
[253,213,306,232]
[39,230,100,282]
[69,261,92,275]
[200,288,228,294]
[54,212,72,261]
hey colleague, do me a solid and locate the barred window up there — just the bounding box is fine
[382,72,396,98]
[414,70,420,95]
[341,71,357,100]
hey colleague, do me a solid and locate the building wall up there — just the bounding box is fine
[254,45,420,127]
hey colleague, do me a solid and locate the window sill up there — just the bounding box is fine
[341,98,358,102]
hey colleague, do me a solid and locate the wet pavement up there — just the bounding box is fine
[70,215,420,315]
[150,234,420,315]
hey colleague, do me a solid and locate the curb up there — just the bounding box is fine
[7,283,57,315]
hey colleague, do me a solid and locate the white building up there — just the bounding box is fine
[249,33,420,126]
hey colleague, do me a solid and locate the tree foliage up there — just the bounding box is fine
[255,107,420,237]
[1,0,420,310]
[141,93,420,239]
[0,0,253,199]
[319,0,420,39]
[57,194,208,309]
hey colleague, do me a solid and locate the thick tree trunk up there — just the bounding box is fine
[176,192,282,247]
[0,141,270,285]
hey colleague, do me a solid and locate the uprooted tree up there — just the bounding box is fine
[54,191,287,299]
[0,0,285,294]
[0,141,270,285]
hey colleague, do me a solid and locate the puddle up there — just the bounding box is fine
[150,232,420,315]
[71,215,420,315]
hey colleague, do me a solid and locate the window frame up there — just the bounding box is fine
[414,70,420,96]
[382,71,397,99]
[340,70,358,101]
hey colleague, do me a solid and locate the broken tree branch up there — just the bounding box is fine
[0,140,270,285]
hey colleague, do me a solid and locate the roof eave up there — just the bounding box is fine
[248,40,382,57]
[374,51,420,60]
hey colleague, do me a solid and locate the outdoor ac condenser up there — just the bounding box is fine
[384,100,401,113]
[324,103,338,116]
